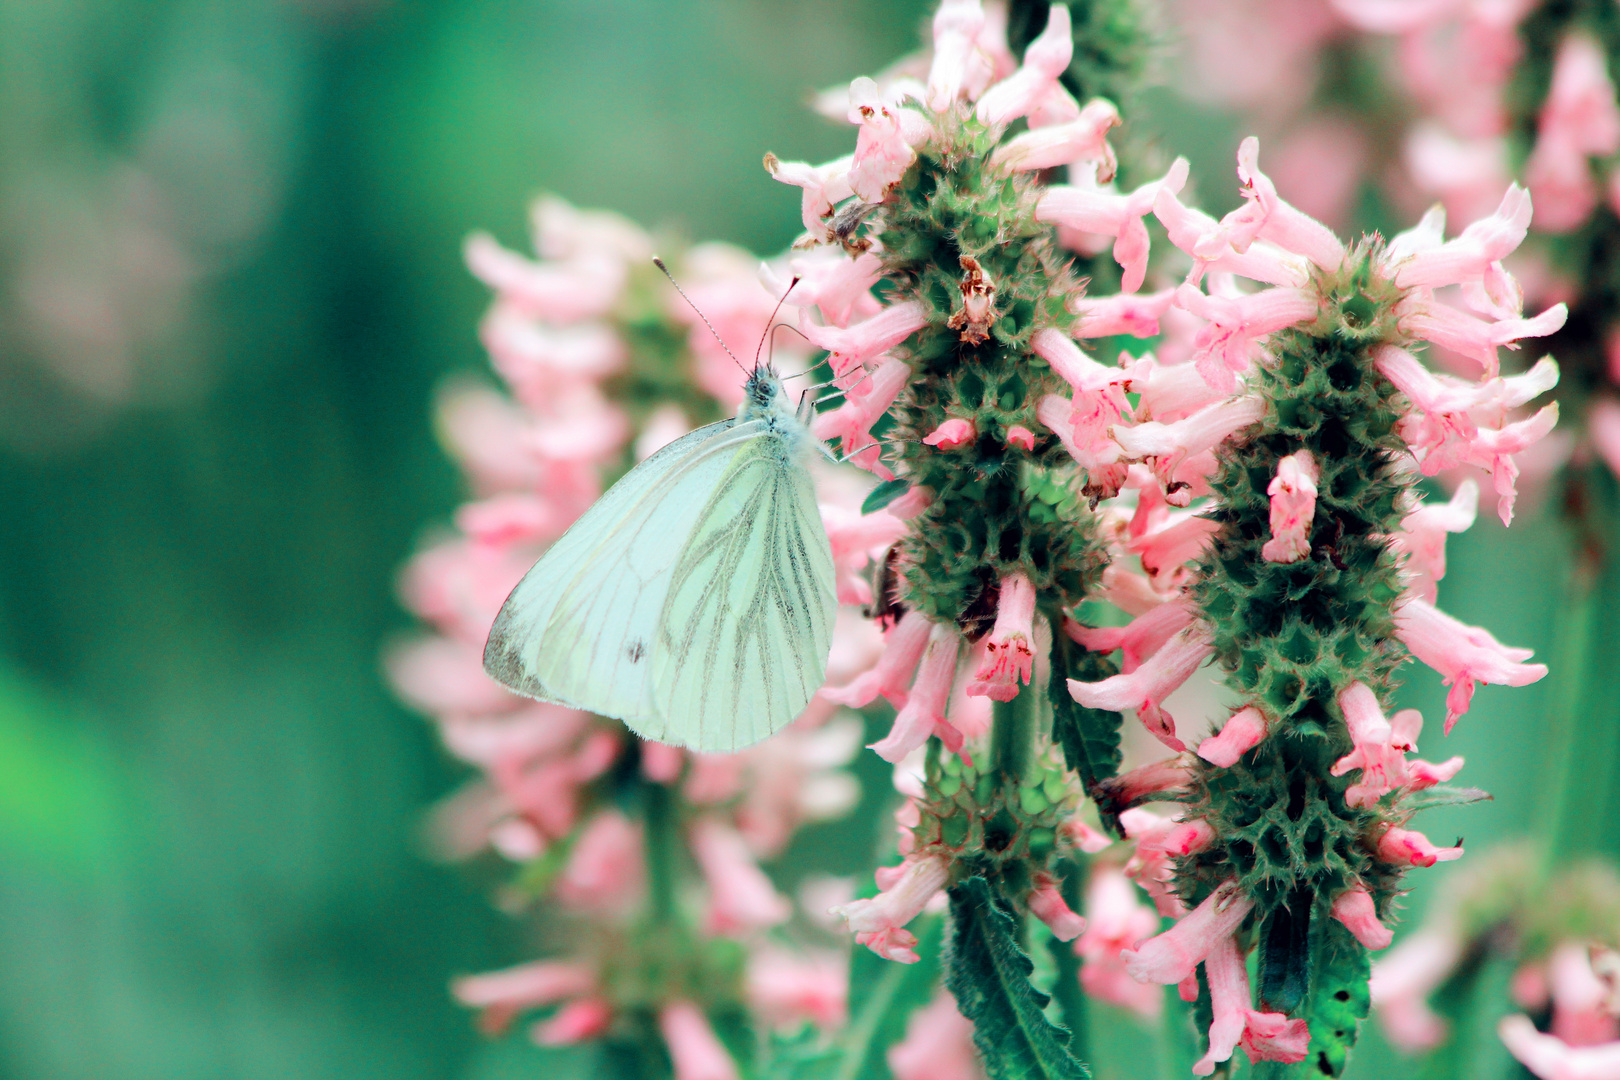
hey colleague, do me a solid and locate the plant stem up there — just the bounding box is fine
[992,683,1039,788]
[1535,549,1598,872]
[643,778,679,924]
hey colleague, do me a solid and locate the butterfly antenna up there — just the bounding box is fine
[653,255,747,374]
[755,276,801,370]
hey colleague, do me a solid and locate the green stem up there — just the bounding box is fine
[643,779,679,924]
[1535,552,1598,872]
[992,683,1039,788]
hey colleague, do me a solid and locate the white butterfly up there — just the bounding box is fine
[483,362,838,752]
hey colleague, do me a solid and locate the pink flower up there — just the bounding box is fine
[975,6,1074,127]
[847,77,920,202]
[554,809,646,912]
[823,609,932,709]
[1395,596,1548,732]
[1526,36,1620,234]
[1154,185,1310,288]
[1371,927,1464,1050]
[1104,758,1197,807]
[1075,866,1164,1018]
[926,0,988,110]
[1331,884,1394,950]
[660,1001,740,1080]
[1203,136,1346,271]
[1072,289,1177,339]
[1124,352,1231,422]
[1387,184,1532,297]
[1067,596,1196,674]
[1118,807,1190,917]
[1375,343,1560,523]
[1395,479,1478,603]
[820,503,908,606]
[1405,124,1513,227]
[1197,707,1268,768]
[767,247,884,328]
[1028,871,1087,941]
[814,355,911,477]
[452,959,597,1035]
[764,153,856,237]
[832,852,952,963]
[690,818,791,936]
[1114,396,1268,496]
[1038,159,1190,293]
[967,573,1038,700]
[1123,881,1256,985]
[1549,943,1620,1047]
[1590,398,1620,481]
[747,946,848,1031]
[800,301,929,379]
[1499,1014,1620,1080]
[531,997,614,1045]
[1174,283,1319,393]
[1068,627,1213,750]
[923,417,978,449]
[1193,935,1312,1074]
[1260,449,1319,563]
[463,232,625,323]
[1396,293,1567,380]
[888,990,981,1080]
[870,622,966,762]
[1374,824,1464,868]
[1331,681,1417,809]
[992,97,1122,179]
[1006,425,1037,450]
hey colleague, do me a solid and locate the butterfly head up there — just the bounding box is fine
[738,361,786,423]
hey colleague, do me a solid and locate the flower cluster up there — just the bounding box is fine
[391,197,868,1074]
[1370,849,1620,1080]
[768,0,1561,1061]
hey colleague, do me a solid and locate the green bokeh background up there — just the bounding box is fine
[0,2,1608,1078]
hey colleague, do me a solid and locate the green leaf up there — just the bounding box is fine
[1048,631,1124,810]
[1252,919,1369,1080]
[862,479,911,514]
[946,877,1090,1080]
[1399,785,1493,812]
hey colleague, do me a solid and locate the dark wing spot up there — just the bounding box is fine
[626,639,646,663]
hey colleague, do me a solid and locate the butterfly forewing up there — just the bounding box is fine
[649,433,837,751]
[484,417,751,719]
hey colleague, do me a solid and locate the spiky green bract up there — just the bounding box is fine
[1183,247,1411,901]
[920,747,1077,895]
[874,110,1108,629]
[947,876,1091,1080]
[1176,245,1454,1065]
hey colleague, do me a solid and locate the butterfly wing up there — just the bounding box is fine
[648,432,837,752]
[483,418,761,722]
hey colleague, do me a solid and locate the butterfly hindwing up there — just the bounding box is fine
[649,432,837,751]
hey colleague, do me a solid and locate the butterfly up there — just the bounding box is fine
[482,359,839,753]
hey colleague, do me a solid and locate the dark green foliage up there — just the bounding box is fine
[947,877,1091,1080]
[861,478,913,514]
[1048,630,1125,811]
[1252,920,1370,1080]
[864,116,1108,625]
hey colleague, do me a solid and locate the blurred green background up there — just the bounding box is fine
[0,1,1602,1078]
